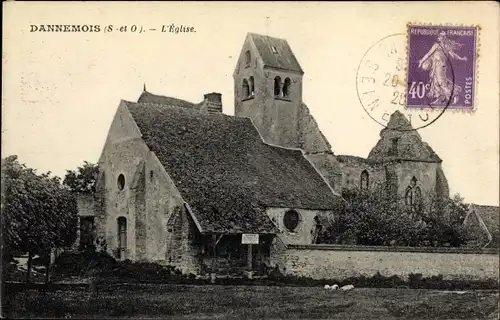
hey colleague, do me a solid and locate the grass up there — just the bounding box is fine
[3,284,499,319]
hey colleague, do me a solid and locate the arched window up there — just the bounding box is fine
[414,187,422,207]
[360,170,369,190]
[274,76,282,97]
[117,174,125,191]
[405,186,413,206]
[242,79,250,98]
[405,177,422,212]
[249,76,255,96]
[283,209,300,232]
[244,50,251,66]
[117,217,127,260]
[283,77,291,98]
[389,137,400,156]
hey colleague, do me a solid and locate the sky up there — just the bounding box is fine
[2,1,499,206]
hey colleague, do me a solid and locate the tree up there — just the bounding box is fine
[63,161,99,194]
[319,185,471,247]
[2,155,77,283]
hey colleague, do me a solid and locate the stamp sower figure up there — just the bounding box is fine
[418,31,468,106]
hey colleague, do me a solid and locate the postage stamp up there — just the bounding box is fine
[406,24,479,110]
[356,33,447,131]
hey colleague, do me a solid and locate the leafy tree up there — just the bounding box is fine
[319,185,471,247]
[2,155,77,283]
[63,161,99,194]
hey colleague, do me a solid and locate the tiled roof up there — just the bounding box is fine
[368,111,442,162]
[249,33,303,74]
[125,101,343,234]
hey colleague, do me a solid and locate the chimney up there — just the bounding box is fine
[204,92,223,114]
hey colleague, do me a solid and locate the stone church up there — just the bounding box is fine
[78,33,450,276]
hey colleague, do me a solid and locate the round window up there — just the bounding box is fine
[283,210,300,231]
[117,174,125,190]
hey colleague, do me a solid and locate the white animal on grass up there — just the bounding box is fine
[331,284,339,290]
[324,284,330,290]
[340,284,354,291]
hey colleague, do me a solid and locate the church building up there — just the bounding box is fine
[80,33,450,276]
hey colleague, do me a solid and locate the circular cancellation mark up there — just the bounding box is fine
[356,33,455,131]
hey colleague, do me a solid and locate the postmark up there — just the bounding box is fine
[406,24,478,111]
[356,33,449,131]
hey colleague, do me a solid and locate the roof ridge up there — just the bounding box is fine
[248,32,289,42]
[139,90,197,104]
[125,100,221,117]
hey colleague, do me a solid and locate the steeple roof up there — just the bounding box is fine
[368,111,442,162]
[248,33,304,74]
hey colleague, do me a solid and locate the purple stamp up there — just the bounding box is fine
[406,24,478,110]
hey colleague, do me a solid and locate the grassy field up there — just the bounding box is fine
[3,284,499,319]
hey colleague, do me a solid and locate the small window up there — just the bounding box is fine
[283,78,291,98]
[405,187,413,206]
[117,174,125,190]
[283,209,300,232]
[274,76,282,97]
[271,46,278,54]
[242,79,250,98]
[389,138,399,156]
[249,76,255,96]
[405,177,422,212]
[117,216,127,260]
[360,170,369,190]
[244,50,251,66]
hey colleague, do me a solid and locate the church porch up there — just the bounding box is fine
[197,233,275,279]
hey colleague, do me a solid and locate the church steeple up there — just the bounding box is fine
[233,32,304,149]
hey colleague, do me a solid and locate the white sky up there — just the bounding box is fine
[2,2,499,206]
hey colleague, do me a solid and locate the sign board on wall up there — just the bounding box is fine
[241,234,259,244]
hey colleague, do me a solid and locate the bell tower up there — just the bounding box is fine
[233,33,304,149]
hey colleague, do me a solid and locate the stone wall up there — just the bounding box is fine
[271,244,499,281]
[164,205,202,275]
[338,156,385,191]
[304,152,343,194]
[97,101,195,266]
[267,208,337,245]
[99,137,147,260]
[144,152,186,262]
[76,194,95,217]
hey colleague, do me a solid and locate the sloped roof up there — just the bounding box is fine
[368,111,441,162]
[125,101,343,234]
[138,90,203,110]
[248,33,303,74]
[470,204,500,248]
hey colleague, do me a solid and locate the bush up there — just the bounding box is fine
[322,188,473,247]
[52,250,203,285]
[52,249,116,277]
